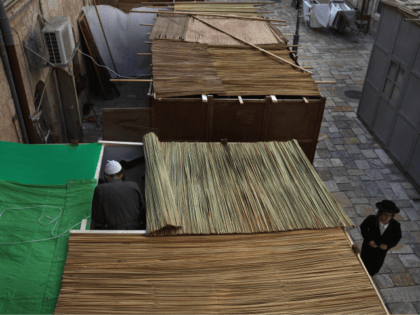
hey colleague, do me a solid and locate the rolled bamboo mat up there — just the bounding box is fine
[55,228,386,314]
[144,133,353,236]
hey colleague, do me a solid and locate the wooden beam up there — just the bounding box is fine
[202,94,208,103]
[137,53,152,56]
[303,66,313,69]
[303,97,309,104]
[193,17,312,74]
[270,95,278,103]
[110,79,153,82]
[140,24,154,26]
[314,81,336,84]
[145,41,153,44]
[139,1,275,4]
[238,96,244,104]
[80,219,88,231]
[283,33,294,35]
[130,10,286,23]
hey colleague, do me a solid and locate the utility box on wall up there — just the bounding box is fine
[357,0,420,190]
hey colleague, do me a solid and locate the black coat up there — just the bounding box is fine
[360,215,402,276]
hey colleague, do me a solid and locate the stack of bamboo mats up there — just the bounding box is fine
[144,133,353,236]
[149,16,285,45]
[152,40,319,98]
[55,228,386,314]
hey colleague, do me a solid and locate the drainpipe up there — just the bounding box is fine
[0,29,29,143]
[0,1,37,143]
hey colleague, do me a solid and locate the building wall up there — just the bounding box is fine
[346,0,382,36]
[0,0,91,143]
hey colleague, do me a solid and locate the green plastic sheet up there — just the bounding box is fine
[0,142,103,185]
[0,179,97,314]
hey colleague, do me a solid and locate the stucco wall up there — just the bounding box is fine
[0,0,91,143]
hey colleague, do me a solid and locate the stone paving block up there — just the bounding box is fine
[350,197,369,204]
[378,261,392,274]
[351,127,365,135]
[400,221,420,232]
[405,208,420,221]
[347,169,366,176]
[340,129,355,137]
[407,189,420,200]
[329,167,349,176]
[380,188,398,201]
[331,192,353,208]
[355,160,371,170]
[400,254,420,268]
[349,227,363,240]
[385,255,406,273]
[396,200,414,208]
[414,301,420,313]
[389,182,410,200]
[333,176,349,184]
[402,232,419,244]
[313,159,333,168]
[344,144,360,154]
[317,149,332,159]
[374,274,395,288]
[365,169,384,180]
[390,244,414,254]
[411,200,420,211]
[354,190,372,197]
[390,273,416,286]
[409,268,420,285]
[364,181,385,198]
[330,158,343,167]
[401,182,415,189]
[375,149,394,165]
[343,207,359,218]
[352,216,365,226]
[379,168,392,175]
[387,302,418,314]
[323,180,339,192]
[355,204,375,216]
[376,180,391,190]
[345,191,358,198]
[344,137,361,144]
[360,149,378,158]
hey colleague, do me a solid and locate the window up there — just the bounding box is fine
[375,1,384,14]
[383,61,405,103]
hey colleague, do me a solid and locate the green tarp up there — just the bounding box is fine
[0,142,102,185]
[0,142,103,314]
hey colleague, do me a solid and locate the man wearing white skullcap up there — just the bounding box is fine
[91,160,145,230]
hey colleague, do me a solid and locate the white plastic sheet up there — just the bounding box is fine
[82,5,161,78]
[311,4,330,28]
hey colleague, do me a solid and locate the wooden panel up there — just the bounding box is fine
[210,100,265,142]
[101,108,157,142]
[265,100,322,140]
[152,99,208,141]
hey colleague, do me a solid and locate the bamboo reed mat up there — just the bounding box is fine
[150,15,189,40]
[208,45,320,96]
[152,41,225,97]
[151,40,319,98]
[55,228,386,314]
[144,133,353,236]
[184,17,285,45]
[174,3,260,17]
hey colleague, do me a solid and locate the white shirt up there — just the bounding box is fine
[379,222,389,235]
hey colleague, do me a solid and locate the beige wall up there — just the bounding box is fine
[0,0,91,143]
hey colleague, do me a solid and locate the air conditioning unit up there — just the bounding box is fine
[42,16,75,66]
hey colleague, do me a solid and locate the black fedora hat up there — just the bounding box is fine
[376,200,400,214]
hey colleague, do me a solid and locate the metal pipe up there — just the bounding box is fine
[0,30,29,143]
[53,68,69,143]
[293,0,301,54]
[0,1,37,143]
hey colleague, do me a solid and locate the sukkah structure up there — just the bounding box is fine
[103,2,328,163]
[55,134,389,314]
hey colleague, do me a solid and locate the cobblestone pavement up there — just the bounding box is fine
[266,0,420,313]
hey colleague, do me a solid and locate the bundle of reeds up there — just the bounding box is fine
[151,40,319,98]
[55,228,386,314]
[144,133,353,236]
[149,15,190,40]
[151,41,225,98]
[208,45,320,96]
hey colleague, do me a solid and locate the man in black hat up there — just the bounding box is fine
[360,200,402,276]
